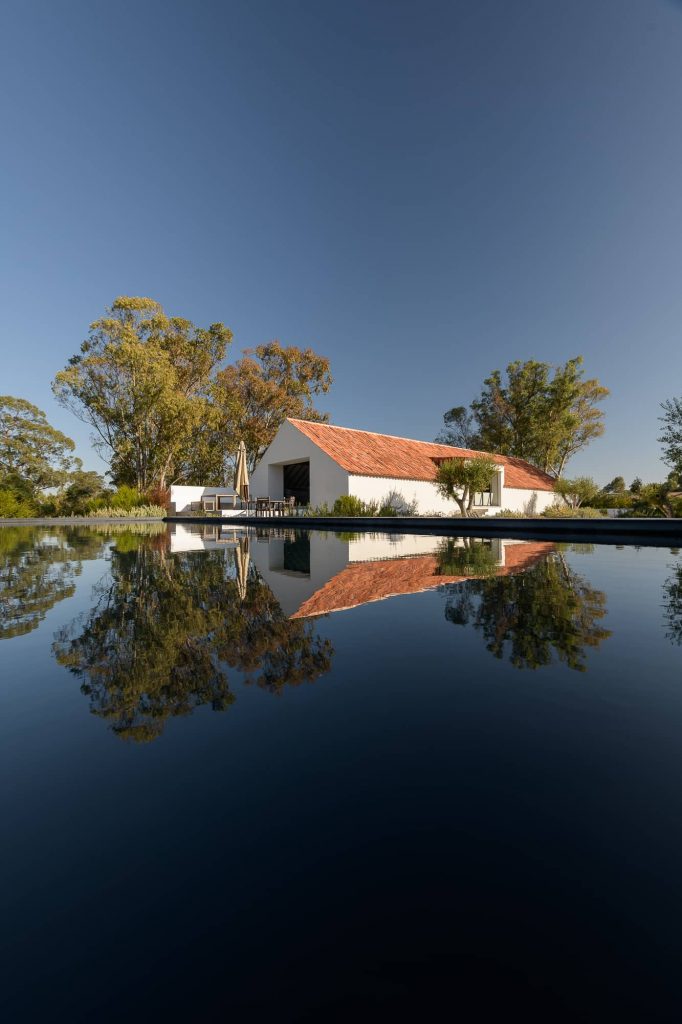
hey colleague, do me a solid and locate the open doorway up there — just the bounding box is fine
[283,462,310,505]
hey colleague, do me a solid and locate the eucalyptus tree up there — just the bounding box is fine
[52,296,233,491]
[439,357,608,477]
[0,395,77,502]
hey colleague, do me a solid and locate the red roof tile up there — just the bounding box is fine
[291,542,555,619]
[288,419,555,491]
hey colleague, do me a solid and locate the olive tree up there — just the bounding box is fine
[435,456,497,517]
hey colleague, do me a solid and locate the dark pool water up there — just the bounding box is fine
[2,523,682,1020]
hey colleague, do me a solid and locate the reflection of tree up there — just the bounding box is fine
[436,537,500,578]
[53,543,333,742]
[443,548,610,671]
[663,560,682,645]
[0,527,105,639]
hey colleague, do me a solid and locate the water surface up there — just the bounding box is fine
[2,523,682,1020]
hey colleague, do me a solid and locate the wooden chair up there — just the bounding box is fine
[255,497,271,518]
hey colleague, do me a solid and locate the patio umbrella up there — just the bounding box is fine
[234,440,249,501]
[235,534,250,602]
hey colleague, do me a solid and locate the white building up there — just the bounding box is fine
[249,418,556,516]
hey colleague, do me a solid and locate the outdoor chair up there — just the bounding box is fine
[255,497,271,518]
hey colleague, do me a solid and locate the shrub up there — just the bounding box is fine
[0,488,35,517]
[380,490,419,516]
[89,504,166,518]
[542,505,606,519]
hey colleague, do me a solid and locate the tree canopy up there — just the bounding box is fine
[52,299,332,490]
[0,395,77,500]
[658,397,682,479]
[437,357,608,477]
[211,341,332,473]
[554,476,601,509]
[52,296,233,491]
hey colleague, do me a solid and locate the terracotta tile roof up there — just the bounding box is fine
[288,419,555,491]
[291,542,555,619]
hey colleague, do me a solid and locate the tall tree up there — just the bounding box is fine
[52,297,233,491]
[603,476,625,493]
[460,357,608,477]
[209,341,332,473]
[434,456,498,517]
[658,397,682,479]
[0,396,77,498]
[435,406,480,449]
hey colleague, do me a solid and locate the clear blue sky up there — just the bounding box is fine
[2,0,681,484]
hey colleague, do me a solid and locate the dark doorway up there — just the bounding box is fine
[283,462,310,505]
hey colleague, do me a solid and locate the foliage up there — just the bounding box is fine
[658,397,682,478]
[459,356,608,477]
[603,476,626,493]
[554,476,601,509]
[0,487,36,517]
[629,483,682,519]
[88,504,166,518]
[435,406,480,449]
[542,505,606,519]
[434,456,497,517]
[435,537,500,577]
[592,490,633,510]
[380,490,418,516]
[0,396,77,500]
[442,548,611,670]
[60,470,109,515]
[52,296,233,492]
[630,477,642,494]
[207,341,333,476]
[332,494,379,516]
[53,540,333,741]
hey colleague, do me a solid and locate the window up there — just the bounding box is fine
[473,489,492,506]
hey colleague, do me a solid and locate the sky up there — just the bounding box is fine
[1,0,682,484]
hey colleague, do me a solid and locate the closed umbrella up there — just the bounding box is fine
[234,441,249,502]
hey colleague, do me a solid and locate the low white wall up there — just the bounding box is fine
[170,485,239,514]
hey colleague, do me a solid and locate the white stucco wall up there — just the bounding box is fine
[169,484,240,514]
[499,488,556,514]
[348,475,554,516]
[250,420,349,507]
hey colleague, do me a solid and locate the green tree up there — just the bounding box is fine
[52,297,233,491]
[554,476,601,509]
[603,476,625,493]
[0,396,77,504]
[443,547,611,671]
[435,456,497,517]
[630,476,643,493]
[60,470,109,515]
[435,406,480,449]
[468,357,608,477]
[630,483,682,519]
[658,398,682,479]
[208,341,332,474]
